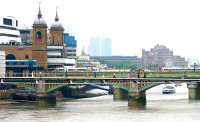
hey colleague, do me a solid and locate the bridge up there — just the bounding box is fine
[1,72,200,108]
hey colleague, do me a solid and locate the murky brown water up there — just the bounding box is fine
[0,83,200,122]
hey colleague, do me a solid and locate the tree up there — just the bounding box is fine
[98,59,139,70]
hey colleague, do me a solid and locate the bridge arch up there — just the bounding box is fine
[47,84,67,93]
[139,82,162,92]
[15,83,67,94]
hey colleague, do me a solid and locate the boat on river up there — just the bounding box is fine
[162,85,176,94]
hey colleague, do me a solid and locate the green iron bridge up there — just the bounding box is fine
[1,72,200,108]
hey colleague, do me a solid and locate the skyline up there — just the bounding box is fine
[1,0,200,61]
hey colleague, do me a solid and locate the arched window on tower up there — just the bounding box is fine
[52,35,54,45]
[36,31,42,42]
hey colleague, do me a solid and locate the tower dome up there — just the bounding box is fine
[33,4,47,28]
[50,8,64,31]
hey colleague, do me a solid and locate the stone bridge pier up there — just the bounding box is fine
[128,69,147,108]
[128,82,146,108]
[187,82,200,100]
[36,80,56,107]
[128,90,146,108]
[113,81,147,108]
[113,87,128,100]
[112,68,159,108]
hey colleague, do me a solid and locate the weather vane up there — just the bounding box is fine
[38,1,42,18]
[39,1,41,9]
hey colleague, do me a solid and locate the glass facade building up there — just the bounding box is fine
[88,37,101,56]
[64,33,77,59]
[101,38,112,56]
[88,37,112,56]
[64,33,77,48]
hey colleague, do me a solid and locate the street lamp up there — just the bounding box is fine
[194,62,197,72]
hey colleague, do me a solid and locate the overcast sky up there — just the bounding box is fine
[1,0,200,61]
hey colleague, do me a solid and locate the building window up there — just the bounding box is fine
[16,20,18,27]
[3,18,12,26]
[25,55,29,59]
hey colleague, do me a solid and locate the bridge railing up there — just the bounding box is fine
[145,71,200,78]
[3,71,133,78]
[5,70,200,79]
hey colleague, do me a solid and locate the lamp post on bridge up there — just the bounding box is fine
[194,63,197,72]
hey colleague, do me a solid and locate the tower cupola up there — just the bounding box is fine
[50,7,64,31]
[33,3,47,28]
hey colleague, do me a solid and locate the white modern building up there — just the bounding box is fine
[0,16,21,44]
[75,50,106,71]
[47,45,76,71]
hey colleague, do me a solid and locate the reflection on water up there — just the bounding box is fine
[1,83,200,122]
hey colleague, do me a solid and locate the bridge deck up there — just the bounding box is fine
[1,77,200,82]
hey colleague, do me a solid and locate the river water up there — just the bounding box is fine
[1,83,200,122]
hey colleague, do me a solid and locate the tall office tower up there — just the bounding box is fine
[88,37,112,56]
[101,38,112,56]
[88,37,101,56]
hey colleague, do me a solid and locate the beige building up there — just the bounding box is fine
[142,44,187,70]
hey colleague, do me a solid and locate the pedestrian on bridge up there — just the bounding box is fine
[113,73,116,78]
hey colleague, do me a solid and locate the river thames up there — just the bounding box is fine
[1,83,200,122]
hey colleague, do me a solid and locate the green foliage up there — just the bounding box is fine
[76,63,84,67]
[99,60,139,70]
